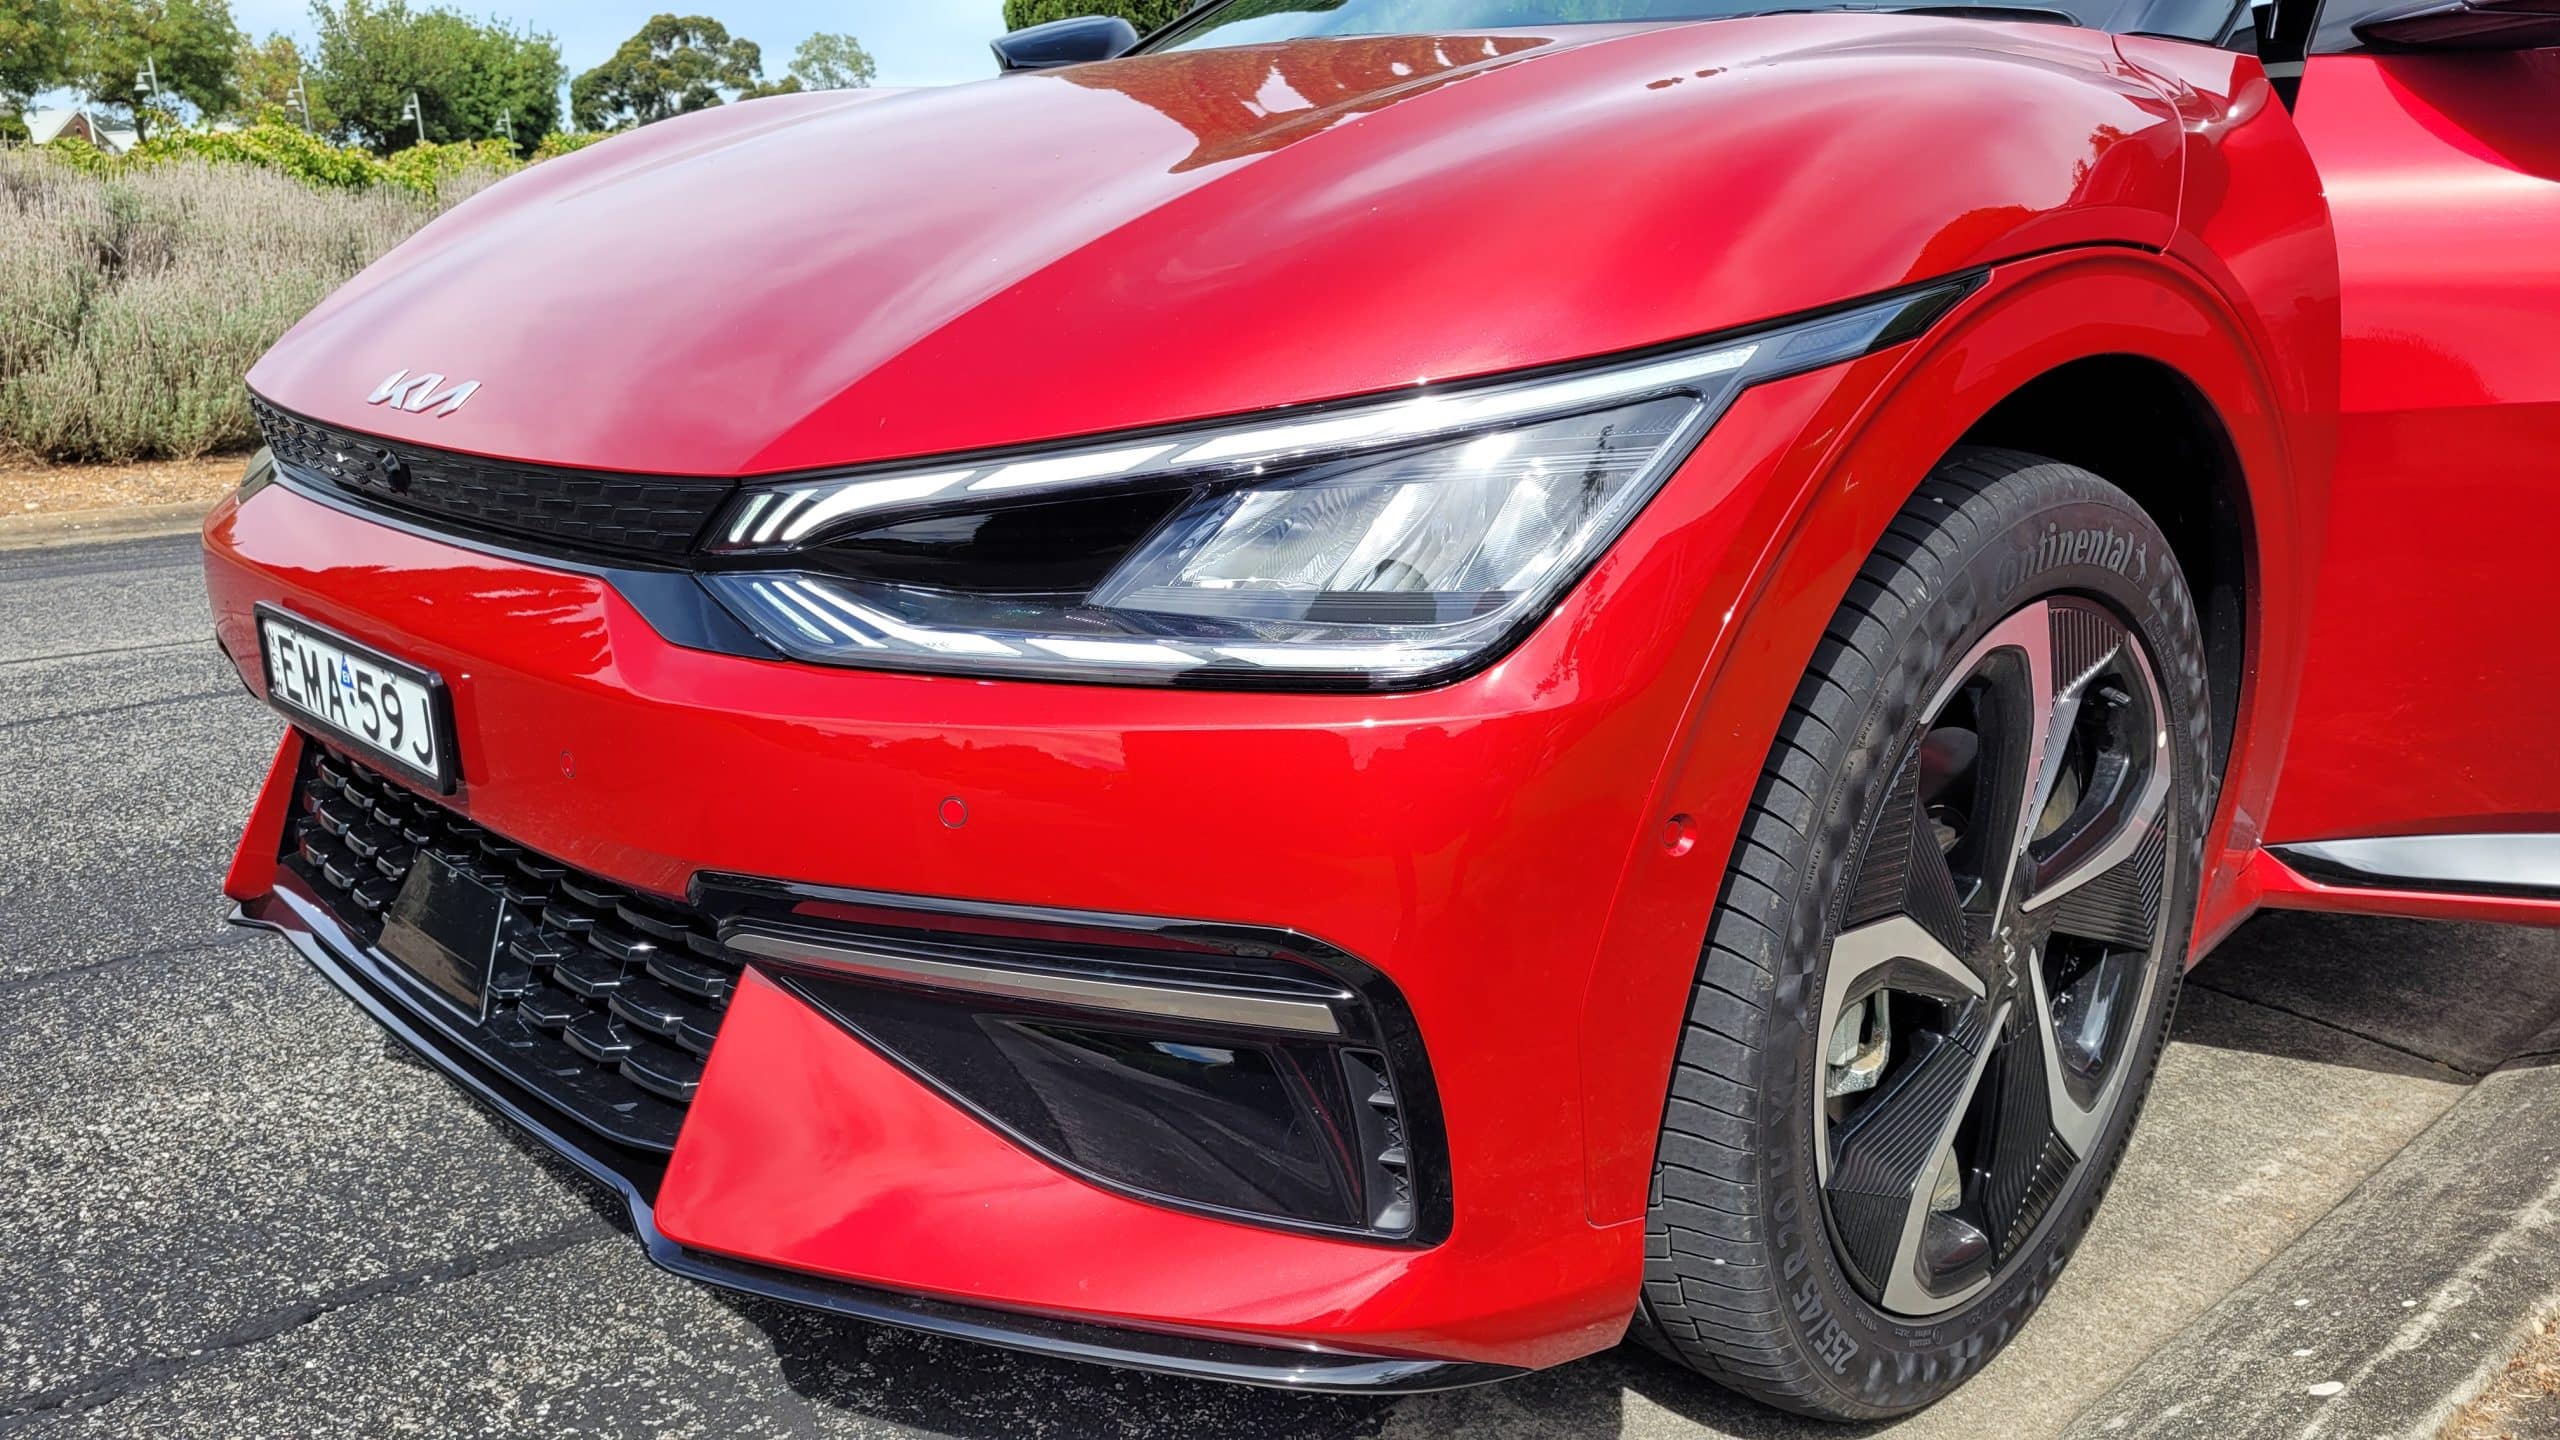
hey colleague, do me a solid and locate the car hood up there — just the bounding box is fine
[249,17,2183,476]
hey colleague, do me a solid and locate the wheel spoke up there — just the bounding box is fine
[1814,915,1986,1180]
[1925,601,2057,924]
[2027,772,2171,912]
[2020,607,2173,913]
[1825,915,1983,1004]
[2031,817,2173,1151]
[2027,945,2115,1154]
[1975,1008,2079,1264]
[1824,1001,2006,1315]
[2045,819,2172,951]
[1843,751,1971,961]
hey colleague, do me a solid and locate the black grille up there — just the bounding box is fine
[281,747,741,1152]
[253,397,736,561]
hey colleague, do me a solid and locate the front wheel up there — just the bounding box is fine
[1637,449,2213,1420]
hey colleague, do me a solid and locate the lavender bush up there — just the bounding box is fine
[0,149,508,462]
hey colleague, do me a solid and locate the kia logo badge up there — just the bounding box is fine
[366,368,480,418]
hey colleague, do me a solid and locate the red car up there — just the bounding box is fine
[204,0,2560,1420]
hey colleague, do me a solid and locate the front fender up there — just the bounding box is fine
[1574,245,2330,1224]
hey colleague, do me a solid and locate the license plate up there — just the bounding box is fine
[378,853,510,1021]
[255,604,456,792]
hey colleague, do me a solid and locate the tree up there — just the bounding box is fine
[0,0,69,114]
[60,0,241,139]
[310,0,562,154]
[785,30,874,90]
[572,14,767,131]
[230,32,333,131]
[1001,0,1191,33]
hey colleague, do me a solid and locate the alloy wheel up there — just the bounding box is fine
[1813,596,2176,1318]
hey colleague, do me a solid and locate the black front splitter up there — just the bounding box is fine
[230,885,1521,1396]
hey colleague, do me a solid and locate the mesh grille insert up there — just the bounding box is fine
[280,745,741,1152]
[253,397,735,561]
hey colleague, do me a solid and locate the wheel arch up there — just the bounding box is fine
[1957,355,2253,780]
[1574,247,2318,1229]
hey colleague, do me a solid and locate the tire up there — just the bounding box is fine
[1635,448,2214,1420]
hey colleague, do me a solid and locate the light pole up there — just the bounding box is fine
[133,55,161,138]
[400,91,425,147]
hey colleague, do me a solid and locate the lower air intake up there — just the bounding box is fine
[278,746,740,1152]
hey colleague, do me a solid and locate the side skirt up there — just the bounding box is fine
[2247,840,2560,928]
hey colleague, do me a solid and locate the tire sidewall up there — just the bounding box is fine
[1760,465,2214,1416]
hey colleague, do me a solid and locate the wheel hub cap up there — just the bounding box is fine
[1813,598,2176,1318]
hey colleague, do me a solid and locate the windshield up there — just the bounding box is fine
[1145,0,2229,46]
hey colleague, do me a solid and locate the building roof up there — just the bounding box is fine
[22,108,86,145]
[19,107,139,153]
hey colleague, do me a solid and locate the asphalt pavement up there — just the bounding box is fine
[5,533,2557,1440]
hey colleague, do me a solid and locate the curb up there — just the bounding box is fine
[2061,1019,2560,1440]
[0,501,211,552]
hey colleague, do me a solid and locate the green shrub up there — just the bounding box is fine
[531,129,606,161]
[378,136,522,197]
[128,121,507,200]
[33,132,119,176]
[140,123,391,190]
[1,125,615,462]
[1002,0,1193,34]
[0,157,110,384]
[0,148,434,462]
[38,120,599,202]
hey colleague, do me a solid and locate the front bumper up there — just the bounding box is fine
[232,866,1513,1391]
[201,371,1854,1377]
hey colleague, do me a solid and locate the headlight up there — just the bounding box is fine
[703,280,1971,690]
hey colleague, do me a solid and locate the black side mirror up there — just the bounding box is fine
[2356,0,2560,48]
[992,16,1142,71]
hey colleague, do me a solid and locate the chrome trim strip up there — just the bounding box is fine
[722,927,1347,1037]
[2274,835,2560,899]
[710,274,1983,555]
[729,341,1759,549]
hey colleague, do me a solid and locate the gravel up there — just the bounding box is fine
[0,456,247,519]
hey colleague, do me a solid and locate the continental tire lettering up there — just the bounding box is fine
[1996,522,2151,592]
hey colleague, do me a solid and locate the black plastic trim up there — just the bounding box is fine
[262,467,781,661]
[991,14,1139,69]
[695,872,1458,1247]
[232,888,1519,1394]
[251,394,735,562]
[243,882,674,1185]
[268,858,693,1149]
